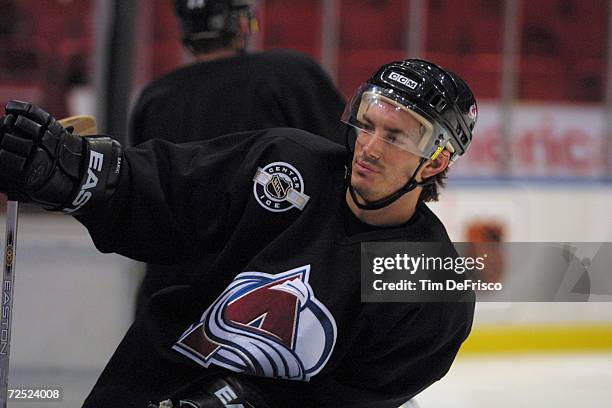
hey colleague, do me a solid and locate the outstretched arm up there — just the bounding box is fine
[0,100,264,264]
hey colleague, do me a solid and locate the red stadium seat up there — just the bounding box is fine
[519,56,567,101]
[262,0,321,59]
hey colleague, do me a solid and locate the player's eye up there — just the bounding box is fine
[362,122,375,132]
[382,133,397,143]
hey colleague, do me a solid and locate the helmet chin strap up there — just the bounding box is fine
[343,126,435,211]
[348,157,433,210]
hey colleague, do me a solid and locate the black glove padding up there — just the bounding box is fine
[147,376,273,408]
[0,100,122,213]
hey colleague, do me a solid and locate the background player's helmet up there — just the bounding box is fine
[342,59,477,165]
[174,0,258,53]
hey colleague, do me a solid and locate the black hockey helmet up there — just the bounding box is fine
[342,59,477,165]
[174,0,258,53]
[341,59,478,210]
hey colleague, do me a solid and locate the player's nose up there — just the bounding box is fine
[361,131,384,159]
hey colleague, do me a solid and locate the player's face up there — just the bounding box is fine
[350,100,425,202]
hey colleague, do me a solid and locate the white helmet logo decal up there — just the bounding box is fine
[468,103,478,121]
[388,71,418,90]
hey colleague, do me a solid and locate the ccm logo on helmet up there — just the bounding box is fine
[387,71,418,90]
[66,151,104,213]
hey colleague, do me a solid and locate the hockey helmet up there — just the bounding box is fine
[174,0,258,52]
[341,59,477,165]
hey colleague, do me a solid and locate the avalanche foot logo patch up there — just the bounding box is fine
[253,162,310,212]
[173,265,337,381]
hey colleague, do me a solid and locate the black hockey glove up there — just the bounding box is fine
[146,376,272,408]
[0,100,122,213]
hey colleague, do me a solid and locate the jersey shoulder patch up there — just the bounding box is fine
[252,161,310,212]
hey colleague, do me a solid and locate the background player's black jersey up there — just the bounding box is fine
[77,129,474,408]
[130,50,346,146]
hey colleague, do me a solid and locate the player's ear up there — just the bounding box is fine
[420,149,450,179]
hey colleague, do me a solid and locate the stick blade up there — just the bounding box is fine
[58,115,97,136]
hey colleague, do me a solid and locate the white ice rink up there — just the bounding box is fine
[415,353,612,408]
[9,353,612,407]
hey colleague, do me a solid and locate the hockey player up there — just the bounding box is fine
[0,59,477,408]
[131,0,346,314]
[132,0,345,146]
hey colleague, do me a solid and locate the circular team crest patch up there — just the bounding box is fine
[253,162,310,212]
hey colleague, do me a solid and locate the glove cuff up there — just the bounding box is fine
[60,136,123,214]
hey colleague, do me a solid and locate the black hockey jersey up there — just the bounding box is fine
[130,50,346,146]
[130,50,347,313]
[77,129,474,408]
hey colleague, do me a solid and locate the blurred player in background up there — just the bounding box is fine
[0,57,476,407]
[131,0,346,315]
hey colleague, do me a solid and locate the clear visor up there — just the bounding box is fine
[341,86,454,160]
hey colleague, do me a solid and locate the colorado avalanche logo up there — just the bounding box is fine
[173,265,337,381]
[253,162,310,212]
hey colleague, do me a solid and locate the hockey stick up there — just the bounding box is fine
[57,115,97,136]
[0,115,97,407]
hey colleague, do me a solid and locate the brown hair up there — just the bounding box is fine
[419,167,449,202]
